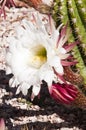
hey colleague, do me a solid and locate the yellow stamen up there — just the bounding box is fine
[29,45,47,68]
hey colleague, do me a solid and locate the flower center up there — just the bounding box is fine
[29,45,47,68]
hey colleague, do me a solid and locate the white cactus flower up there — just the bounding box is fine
[6,14,74,100]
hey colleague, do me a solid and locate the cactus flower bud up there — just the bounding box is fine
[49,83,78,104]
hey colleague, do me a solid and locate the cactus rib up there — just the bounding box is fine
[75,0,86,29]
[53,0,86,90]
[58,0,74,43]
[67,0,86,56]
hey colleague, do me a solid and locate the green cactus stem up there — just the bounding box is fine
[67,0,86,56]
[72,46,86,86]
[57,0,75,43]
[58,0,68,26]
[53,0,86,92]
[53,0,61,26]
[75,0,86,29]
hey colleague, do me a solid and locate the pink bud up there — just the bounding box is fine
[49,83,78,104]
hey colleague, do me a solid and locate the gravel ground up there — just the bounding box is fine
[0,71,86,130]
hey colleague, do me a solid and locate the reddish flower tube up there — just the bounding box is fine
[49,83,78,104]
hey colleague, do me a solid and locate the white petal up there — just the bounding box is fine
[60,48,66,54]
[6,66,12,74]
[17,67,39,85]
[16,86,21,95]
[39,64,57,86]
[21,82,31,95]
[49,56,63,75]
[32,85,40,96]
[9,77,19,88]
[55,65,63,75]
[7,37,17,53]
[16,82,31,95]
[6,52,12,65]
[56,47,67,56]
[9,77,16,88]
[16,26,25,39]
[51,30,59,45]
[10,49,29,76]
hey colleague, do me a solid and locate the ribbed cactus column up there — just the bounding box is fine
[53,0,86,109]
[67,0,86,88]
[67,0,86,62]
[75,0,86,28]
[53,0,86,88]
